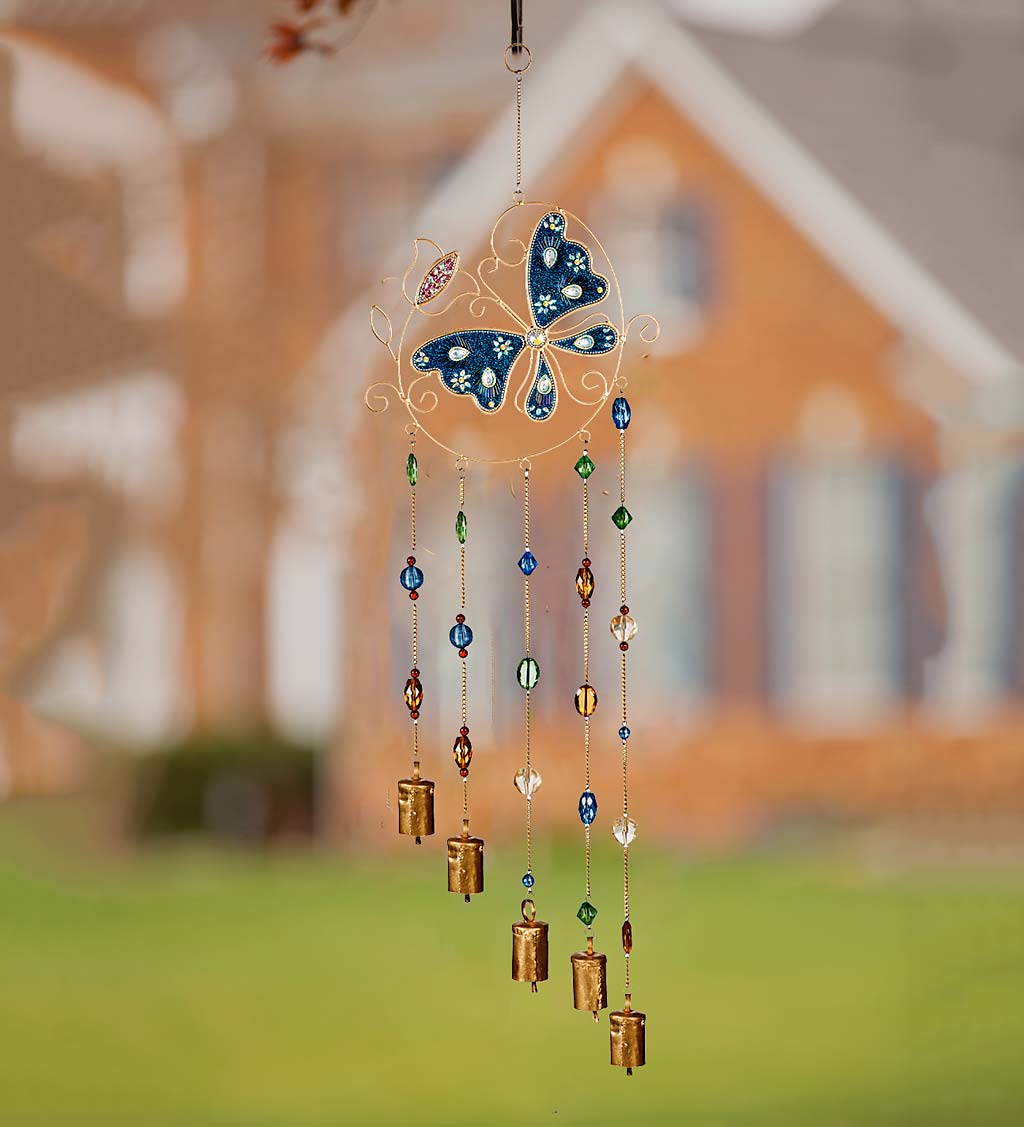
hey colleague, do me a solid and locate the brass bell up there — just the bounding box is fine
[570,936,607,1020]
[447,823,484,901]
[397,772,434,842]
[609,995,646,1074]
[512,899,548,991]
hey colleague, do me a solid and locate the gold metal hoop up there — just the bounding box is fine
[504,43,532,74]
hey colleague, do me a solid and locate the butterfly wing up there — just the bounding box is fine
[527,212,612,330]
[411,329,526,413]
[523,352,558,422]
[547,322,619,357]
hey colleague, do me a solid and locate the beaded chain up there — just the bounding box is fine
[399,432,425,833]
[515,463,540,895]
[573,439,598,931]
[449,458,474,824]
[608,393,637,996]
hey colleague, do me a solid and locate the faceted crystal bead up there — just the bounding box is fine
[574,451,595,480]
[611,505,633,530]
[610,613,637,643]
[514,767,542,798]
[578,790,598,826]
[449,621,473,649]
[403,677,423,711]
[517,657,540,690]
[518,549,538,576]
[619,725,631,741]
[455,510,467,544]
[400,565,424,591]
[452,734,472,770]
[406,452,418,486]
[577,900,598,927]
[574,684,598,717]
[522,871,535,889]
[612,815,637,847]
[611,396,631,430]
[575,566,595,601]
[622,920,633,953]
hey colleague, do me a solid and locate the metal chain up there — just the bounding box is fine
[410,431,419,765]
[523,465,532,879]
[618,425,631,991]
[459,464,469,820]
[581,440,593,909]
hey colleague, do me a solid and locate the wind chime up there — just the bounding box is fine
[366,6,657,1073]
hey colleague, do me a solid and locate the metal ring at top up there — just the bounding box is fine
[504,43,532,74]
[521,897,537,923]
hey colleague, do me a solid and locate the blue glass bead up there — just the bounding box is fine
[449,621,473,649]
[619,725,631,741]
[578,790,598,826]
[518,550,538,576]
[522,871,535,889]
[400,565,424,591]
[611,396,631,430]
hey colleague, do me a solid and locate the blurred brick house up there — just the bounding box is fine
[4,2,1024,842]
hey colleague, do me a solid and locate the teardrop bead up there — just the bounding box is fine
[576,566,595,601]
[517,657,540,690]
[578,790,598,826]
[452,734,472,770]
[612,815,637,847]
[514,767,542,798]
[610,614,637,643]
[455,510,467,544]
[403,677,423,711]
[406,452,418,486]
[575,684,598,717]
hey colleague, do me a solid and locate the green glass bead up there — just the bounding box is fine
[574,451,595,480]
[517,656,540,690]
[455,510,467,544]
[611,504,632,530]
[577,900,598,927]
[406,452,418,487]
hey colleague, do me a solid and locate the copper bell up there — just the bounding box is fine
[397,771,434,843]
[512,899,548,992]
[447,822,484,901]
[570,936,607,1020]
[609,995,646,1074]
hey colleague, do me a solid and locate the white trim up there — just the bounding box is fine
[315,1,1017,391]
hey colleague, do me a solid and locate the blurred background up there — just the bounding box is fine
[1,0,1024,1123]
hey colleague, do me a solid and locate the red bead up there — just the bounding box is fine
[409,709,420,719]
[459,768,469,778]
[581,598,591,608]
[410,668,420,678]
[620,642,629,652]
[460,726,469,736]
[620,604,629,615]
[582,557,591,568]
[407,556,416,565]
[458,648,468,658]
[456,613,466,624]
[409,591,419,601]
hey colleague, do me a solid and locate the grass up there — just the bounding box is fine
[0,805,1023,1126]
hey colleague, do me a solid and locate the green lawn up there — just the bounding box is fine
[1,807,1022,1126]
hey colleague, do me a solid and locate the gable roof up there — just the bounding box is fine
[315,0,1019,403]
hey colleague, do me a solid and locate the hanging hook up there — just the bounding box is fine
[511,0,523,57]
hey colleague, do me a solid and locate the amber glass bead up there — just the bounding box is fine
[453,734,472,770]
[575,684,598,716]
[403,677,423,711]
[622,920,633,953]
[575,566,595,601]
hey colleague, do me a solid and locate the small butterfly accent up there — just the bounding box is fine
[410,212,618,420]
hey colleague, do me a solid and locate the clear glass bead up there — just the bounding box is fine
[514,767,542,798]
[610,614,637,643]
[612,815,637,847]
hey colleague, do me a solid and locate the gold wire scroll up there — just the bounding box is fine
[364,200,660,467]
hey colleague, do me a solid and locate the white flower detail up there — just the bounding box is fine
[493,336,513,356]
[534,293,557,314]
[569,251,586,271]
[414,350,429,367]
